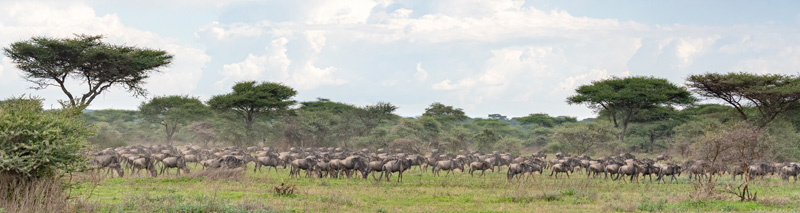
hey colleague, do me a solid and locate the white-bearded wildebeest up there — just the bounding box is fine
[617,162,644,183]
[254,155,281,173]
[336,156,366,178]
[161,156,190,175]
[131,157,158,177]
[290,157,316,178]
[587,161,605,179]
[469,160,493,177]
[549,163,573,179]
[314,160,333,178]
[91,155,124,177]
[365,159,392,180]
[654,163,681,184]
[781,164,800,182]
[506,163,529,182]
[432,159,463,177]
[202,159,221,170]
[184,154,202,167]
[380,158,412,182]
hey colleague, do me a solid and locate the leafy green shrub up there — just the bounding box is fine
[0,97,93,178]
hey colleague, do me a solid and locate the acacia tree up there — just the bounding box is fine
[139,95,209,144]
[207,81,296,145]
[687,72,800,129]
[567,76,695,142]
[4,34,172,110]
[423,102,468,124]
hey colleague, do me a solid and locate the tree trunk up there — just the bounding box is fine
[619,123,628,143]
[165,124,175,145]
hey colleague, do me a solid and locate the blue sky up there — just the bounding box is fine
[1,0,799,119]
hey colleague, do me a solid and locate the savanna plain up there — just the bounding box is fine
[67,160,800,212]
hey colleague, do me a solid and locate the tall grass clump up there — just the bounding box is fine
[0,97,93,212]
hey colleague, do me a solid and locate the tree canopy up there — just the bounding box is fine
[567,76,695,141]
[422,102,468,123]
[207,81,297,145]
[517,113,577,127]
[3,34,173,110]
[139,95,210,144]
[687,72,800,128]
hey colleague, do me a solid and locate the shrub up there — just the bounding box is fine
[0,97,93,178]
[0,97,94,211]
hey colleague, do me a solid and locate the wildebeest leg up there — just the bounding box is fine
[398,171,403,183]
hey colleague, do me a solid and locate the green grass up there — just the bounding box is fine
[68,164,800,212]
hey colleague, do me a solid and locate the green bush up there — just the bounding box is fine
[0,97,93,178]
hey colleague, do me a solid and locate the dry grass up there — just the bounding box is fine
[0,174,73,213]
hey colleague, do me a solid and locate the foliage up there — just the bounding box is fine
[670,118,723,158]
[422,102,468,123]
[552,122,617,155]
[625,106,686,152]
[473,129,501,152]
[0,97,93,178]
[525,126,554,147]
[470,118,523,138]
[687,72,800,128]
[517,113,577,127]
[3,34,172,110]
[568,76,695,142]
[764,120,800,162]
[494,138,523,155]
[208,81,297,145]
[139,95,210,144]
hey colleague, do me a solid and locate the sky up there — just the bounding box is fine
[1,0,799,119]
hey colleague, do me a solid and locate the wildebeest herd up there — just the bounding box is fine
[88,145,800,183]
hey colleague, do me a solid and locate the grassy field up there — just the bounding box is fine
[68,164,800,212]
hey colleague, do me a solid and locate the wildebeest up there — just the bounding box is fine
[469,160,493,177]
[290,157,316,178]
[161,156,190,175]
[131,157,158,177]
[432,159,463,177]
[654,163,681,184]
[91,155,124,177]
[381,158,412,182]
[254,155,281,173]
[781,164,800,182]
[617,162,643,183]
[549,163,573,179]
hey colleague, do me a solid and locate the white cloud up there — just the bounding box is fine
[219,37,291,83]
[304,0,378,24]
[414,62,428,81]
[306,30,327,53]
[218,36,346,90]
[673,36,720,66]
[734,45,800,74]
